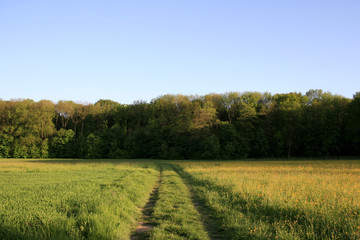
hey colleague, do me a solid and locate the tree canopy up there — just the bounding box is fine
[0,90,359,159]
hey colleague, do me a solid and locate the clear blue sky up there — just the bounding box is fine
[1,0,359,104]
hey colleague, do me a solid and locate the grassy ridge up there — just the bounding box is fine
[149,164,209,240]
[0,159,159,240]
[177,160,360,239]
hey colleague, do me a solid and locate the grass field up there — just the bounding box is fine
[0,159,159,240]
[177,160,360,239]
[0,159,359,239]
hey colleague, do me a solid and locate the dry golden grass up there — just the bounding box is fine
[178,160,360,239]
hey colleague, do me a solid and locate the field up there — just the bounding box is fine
[0,159,359,239]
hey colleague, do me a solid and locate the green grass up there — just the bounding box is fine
[0,159,159,240]
[149,164,209,240]
[1,159,359,239]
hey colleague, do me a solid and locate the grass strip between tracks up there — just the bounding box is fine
[149,164,210,240]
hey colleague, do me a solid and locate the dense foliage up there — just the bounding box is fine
[0,90,359,159]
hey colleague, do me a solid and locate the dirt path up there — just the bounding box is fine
[130,168,163,240]
[172,165,228,240]
[131,164,227,240]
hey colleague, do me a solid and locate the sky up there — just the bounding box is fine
[0,0,359,104]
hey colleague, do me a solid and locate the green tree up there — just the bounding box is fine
[271,93,305,158]
[196,134,220,159]
[85,133,102,158]
[345,92,360,155]
[49,129,75,158]
[55,101,75,129]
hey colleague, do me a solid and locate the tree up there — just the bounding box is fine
[222,92,241,123]
[271,93,305,158]
[33,100,56,139]
[251,128,269,158]
[190,99,218,131]
[301,91,349,156]
[55,101,75,129]
[85,133,102,159]
[196,134,220,159]
[345,92,360,155]
[0,90,358,159]
[49,129,75,158]
[215,122,248,159]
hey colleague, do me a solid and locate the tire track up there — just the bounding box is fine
[130,168,163,240]
[171,164,229,240]
[149,164,210,239]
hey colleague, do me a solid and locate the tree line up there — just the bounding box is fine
[0,90,359,159]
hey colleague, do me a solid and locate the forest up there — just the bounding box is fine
[0,89,359,159]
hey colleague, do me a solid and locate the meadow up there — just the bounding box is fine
[177,160,360,239]
[0,159,359,239]
[0,159,159,239]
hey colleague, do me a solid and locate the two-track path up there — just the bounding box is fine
[130,163,227,240]
[130,168,163,240]
[172,165,229,240]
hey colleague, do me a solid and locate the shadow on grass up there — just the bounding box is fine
[0,224,28,240]
[167,163,232,240]
[130,165,163,240]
